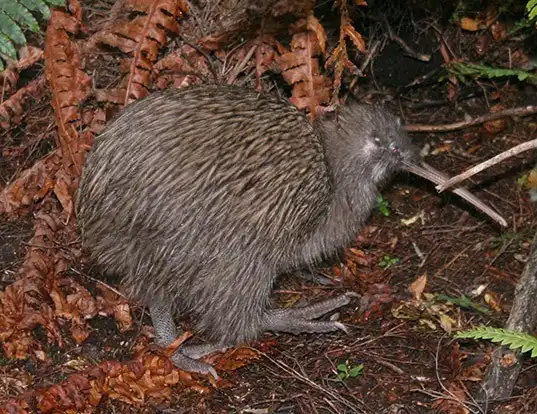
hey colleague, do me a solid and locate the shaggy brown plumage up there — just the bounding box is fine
[77,84,417,376]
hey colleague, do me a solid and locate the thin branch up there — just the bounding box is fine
[178,36,218,83]
[403,162,508,227]
[404,105,537,133]
[226,42,258,85]
[434,334,486,414]
[391,33,431,61]
[436,138,537,192]
[259,351,368,413]
[382,15,430,62]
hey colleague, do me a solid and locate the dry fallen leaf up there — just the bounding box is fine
[277,31,331,113]
[93,0,188,105]
[213,347,261,372]
[483,104,507,134]
[483,291,502,313]
[431,382,469,413]
[342,24,366,53]
[489,21,508,41]
[458,17,485,32]
[408,273,427,301]
[306,13,327,53]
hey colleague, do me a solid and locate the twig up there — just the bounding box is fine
[433,334,486,414]
[359,39,381,74]
[404,162,508,227]
[323,397,343,414]
[382,15,431,62]
[81,0,125,54]
[412,389,484,414]
[404,105,537,133]
[259,351,368,413]
[226,42,258,85]
[178,36,218,83]
[411,242,427,268]
[72,267,128,299]
[436,138,537,192]
[375,359,404,375]
[430,22,457,62]
[433,244,473,279]
[403,67,442,90]
[391,33,431,61]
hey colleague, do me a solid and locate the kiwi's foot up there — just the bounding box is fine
[170,350,219,379]
[149,301,226,379]
[168,343,229,379]
[180,343,229,360]
[263,292,358,335]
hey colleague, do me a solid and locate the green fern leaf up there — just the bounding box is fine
[0,11,26,46]
[0,32,16,57]
[528,0,537,21]
[19,0,65,20]
[0,0,65,72]
[455,327,537,358]
[4,1,40,33]
[19,0,51,19]
[447,62,537,84]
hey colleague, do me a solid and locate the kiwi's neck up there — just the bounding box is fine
[299,122,379,265]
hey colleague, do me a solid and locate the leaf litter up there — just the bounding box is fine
[0,0,536,412]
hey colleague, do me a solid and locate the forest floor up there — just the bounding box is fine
[1,1,537,413]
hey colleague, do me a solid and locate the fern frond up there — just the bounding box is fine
[20,0,66,20]
[0,0,65,71]
[528,0,537,21]
[0,11,26,47]
[447,62,537,84]
[0,33,16,57]
[455,326,537,358]
[4,2,40,33]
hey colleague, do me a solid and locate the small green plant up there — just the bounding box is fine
[378,255,399,269]
[490,231,529,251]
[0,0,65,71]
[517,172,530,189]
[434,294,491,315]
[376,194,391,216]
[455,326,537,358]
[335,360,364,381]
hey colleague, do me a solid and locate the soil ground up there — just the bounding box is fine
[2,1,537,413]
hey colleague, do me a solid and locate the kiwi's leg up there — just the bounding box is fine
[262,292,358,335]
[149,301,221,378]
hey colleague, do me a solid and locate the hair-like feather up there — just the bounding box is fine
[77,85,415,344]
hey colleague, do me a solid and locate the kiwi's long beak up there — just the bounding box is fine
[401,161,508,227]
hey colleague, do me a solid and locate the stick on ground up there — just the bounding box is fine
[404,105,537,133]
[436,138,537,192]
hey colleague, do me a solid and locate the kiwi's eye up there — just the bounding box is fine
[373,137,381,146]
[389,141,400,155]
